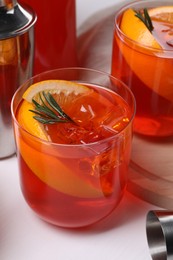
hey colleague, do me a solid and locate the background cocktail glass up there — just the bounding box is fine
[11,68,135,228]
[111,0,173,137]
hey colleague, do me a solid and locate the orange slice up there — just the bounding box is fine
[18,80,92,141]
[17,100,49,141]
[149,6,173,23]
[16,135,104,198]
[16,80,106,198]
[118,7,173,102]
[120,8,161,49]
[23,79,91,103]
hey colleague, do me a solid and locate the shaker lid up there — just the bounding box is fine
[0,0,37,39]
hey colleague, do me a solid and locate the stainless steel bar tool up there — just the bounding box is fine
[0,0,36,159]
[146,210,173,260]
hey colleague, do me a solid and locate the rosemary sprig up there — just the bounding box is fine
[135,8,154,32]
[29,91,74,124]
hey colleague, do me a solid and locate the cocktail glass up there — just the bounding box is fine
[11,67,135,228]
[111,0,173,137]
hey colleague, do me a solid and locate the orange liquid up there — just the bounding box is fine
[112,16,173,137]
[20,0,78,74]
[15,84,133,227]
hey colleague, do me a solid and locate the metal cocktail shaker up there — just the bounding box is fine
[0,0,36,159]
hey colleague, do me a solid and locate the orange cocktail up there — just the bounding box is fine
[11,68,135,228]
[111,0,173,137]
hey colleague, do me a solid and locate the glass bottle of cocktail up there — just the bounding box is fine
[111,0,173,137]
[20,0,77,74]
[11,68,135,228]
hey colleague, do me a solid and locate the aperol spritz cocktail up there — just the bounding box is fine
[111,0,173,137]
[11,68,135,228]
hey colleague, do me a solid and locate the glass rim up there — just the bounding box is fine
[115,0,173,53]
[11,67,136,148]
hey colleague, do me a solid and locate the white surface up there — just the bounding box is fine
[1,157,159,260]
[1,1,160,259]
[76,0,119,29]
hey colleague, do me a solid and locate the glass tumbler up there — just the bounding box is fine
[111,0,173,137]
[11,68,135,228]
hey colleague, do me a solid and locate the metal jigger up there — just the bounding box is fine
[0,0,36,159]
[146,210,173,260]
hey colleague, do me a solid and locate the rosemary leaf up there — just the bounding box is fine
[135,8,154,32]
[33,116,68,124]
[32,98,59,119]
[43,92,72,121]
[29,109,48,117]
[30,91,74,125]
[144,8,154,32]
